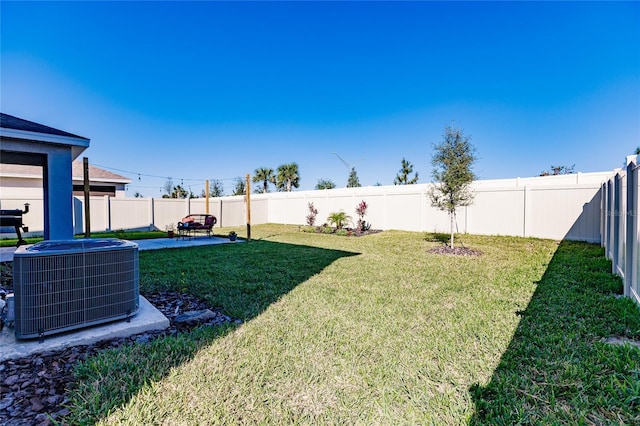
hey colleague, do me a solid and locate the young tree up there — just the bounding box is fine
[163,178,174,197]
[172,184,190,199]
[347,167,361,187]
[315,178,336,190]
[252,167,275,193]
[276,162,300,192]
[202,179,224,197]
[231,177,246,196]
[429,124,477,249]
[394,158,419,185]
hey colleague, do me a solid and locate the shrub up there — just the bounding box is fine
[327,211,351,230]
[321,226,334,234]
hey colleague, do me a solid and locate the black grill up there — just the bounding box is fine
[0,203,29,246]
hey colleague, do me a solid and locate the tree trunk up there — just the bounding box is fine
[450,212,455,249]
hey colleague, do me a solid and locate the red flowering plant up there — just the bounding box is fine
[306,202,319,226]
[355,200,371,235]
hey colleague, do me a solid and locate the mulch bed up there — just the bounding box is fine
[304,227,384,237]
[0,262,237,425]
[428,246,483,256]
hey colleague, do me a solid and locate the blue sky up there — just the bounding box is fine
[2,1,639,196]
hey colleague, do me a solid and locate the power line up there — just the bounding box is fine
[91,163,241,182]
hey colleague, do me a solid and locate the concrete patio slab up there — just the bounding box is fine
[0,296,169,362]
[0,235,241,261]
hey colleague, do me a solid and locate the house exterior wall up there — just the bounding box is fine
[0,176,126,199]
[0,176,43,199]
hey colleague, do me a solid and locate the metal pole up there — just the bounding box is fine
[83,157,91,238]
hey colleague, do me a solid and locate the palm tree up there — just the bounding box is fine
[315,178,336,190]
[276,162,300,192]
[327,211,351,230]
[252,167,275,193]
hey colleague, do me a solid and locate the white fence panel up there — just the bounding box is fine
[2,171,616,245]
[631,164,640,303]
[189,199,209,215]
[602,156,640,306]
[110,198,151,231]
[220,196,245,227]
[251,197,270,225]
[385,191,423,231]
[87,196,109,232]
[528,186,602,242]
[284,193,311,226]
[153,198,188,231]
[466,188,525,237]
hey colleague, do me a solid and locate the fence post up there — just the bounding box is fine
[625,156,638,297]
[607,179,614,260]
[523,186,531,238]
[104,195,111,232]
[601,182,606,249]
[613,173,624,276]
[149,197,154,231]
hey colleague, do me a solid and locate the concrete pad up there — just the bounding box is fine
[0,236,238,360]
[0,296,169,362]
[0,246,16,262]
[135,236,241,251]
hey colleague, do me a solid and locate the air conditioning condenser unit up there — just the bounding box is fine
[13,239,139,339]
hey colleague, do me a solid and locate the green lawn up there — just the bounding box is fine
[65,224,640,425]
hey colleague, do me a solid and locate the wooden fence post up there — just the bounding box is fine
[246,174,251,242]
[83,157,91,237]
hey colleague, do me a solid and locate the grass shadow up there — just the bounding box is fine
[469,240,640,424]
[66,240,358,423]
[139,240,358,320]
[423,232,450,245]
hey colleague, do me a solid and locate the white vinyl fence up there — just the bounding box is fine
[602,156,640,306]
[2,171,613,243]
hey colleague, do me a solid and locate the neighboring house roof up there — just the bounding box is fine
[0,161,131,184]
[0,113,88,140]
